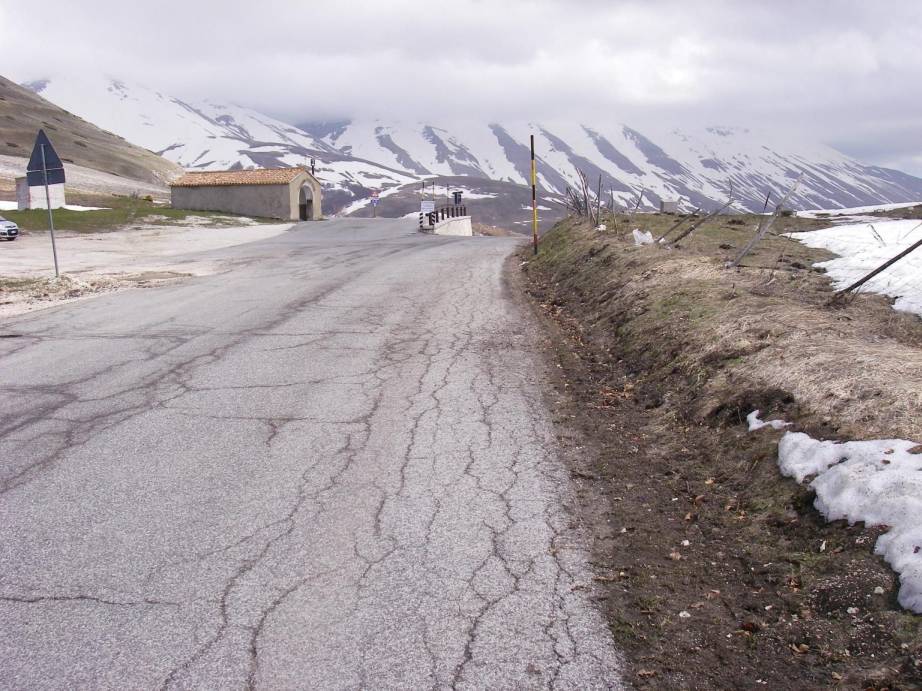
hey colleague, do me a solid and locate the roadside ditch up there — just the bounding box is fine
[514,215,922,688]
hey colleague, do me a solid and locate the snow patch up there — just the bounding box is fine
[747,410,790,431]
[797,202,922,218]
[791,219,922,317]
[632,229,654,245]
[445,189,496,200]
[0,201,109,212]
[777,432,922,613]
[64,204,109,211]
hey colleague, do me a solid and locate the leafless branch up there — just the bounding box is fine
[594,175,603,226]
[834,234,922,297]
[629,187,645,215]
[668,182,734,247]
[728,175,802,268]
[656,207,701,243]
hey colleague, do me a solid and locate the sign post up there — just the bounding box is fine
[27,130,65,277]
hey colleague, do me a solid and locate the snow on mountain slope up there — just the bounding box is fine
[25,74,922,217]
[26,75,336,167]
[309,119,922,213]
[25,77,419,207]
[0,75,180,187]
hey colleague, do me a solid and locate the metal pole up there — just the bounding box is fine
[530,134,538,255]
[41,144,60,278]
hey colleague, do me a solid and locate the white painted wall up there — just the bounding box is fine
[16,178,66,210]
[429,216,473,237]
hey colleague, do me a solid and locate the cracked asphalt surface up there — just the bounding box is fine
[0,218,622,689]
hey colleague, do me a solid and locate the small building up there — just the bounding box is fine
[660,200,680,214]
[16,176,65,210]
[170,167,323,221]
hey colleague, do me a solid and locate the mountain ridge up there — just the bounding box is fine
[25,76,420,211]
[0,75,180,186]
[21,75,922,217]
[305,118,922,213]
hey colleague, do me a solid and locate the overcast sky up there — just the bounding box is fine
[4,0,922,174]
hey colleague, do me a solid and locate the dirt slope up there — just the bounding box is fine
[519,214,922,688]
[0,75,180,186]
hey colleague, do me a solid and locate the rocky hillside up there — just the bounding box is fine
[304,120,922,213]
[22,74,922,219]
[25,76,418,211]
[0,76,180,187]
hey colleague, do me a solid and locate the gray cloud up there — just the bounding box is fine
[4,0,922,173]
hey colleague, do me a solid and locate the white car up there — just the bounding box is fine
[0,216,19,241]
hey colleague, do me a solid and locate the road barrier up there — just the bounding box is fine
[419,204,472,236]
[419,204,467,230]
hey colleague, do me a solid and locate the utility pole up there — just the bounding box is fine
[530,134,538,255]
[41,144,60,278]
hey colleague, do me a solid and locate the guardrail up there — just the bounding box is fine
[419,204,468,230]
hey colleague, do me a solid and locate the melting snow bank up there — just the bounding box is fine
[632,229,654,245]
[0,201,110,212]
[790,219,922,317]
[777,432,922,613]
[797,202,922,218]
[747,410,790,431]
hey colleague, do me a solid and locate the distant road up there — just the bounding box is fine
[0,218,621,689]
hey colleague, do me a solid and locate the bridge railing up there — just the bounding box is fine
[419,204,468,230]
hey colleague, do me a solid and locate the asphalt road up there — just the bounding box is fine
[0,218,622,689]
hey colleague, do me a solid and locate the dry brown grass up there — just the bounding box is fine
[522,214,922,687]
[531,214,922,440]
[473,222,514,237]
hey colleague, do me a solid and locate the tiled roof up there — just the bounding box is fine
[171,167,309,187]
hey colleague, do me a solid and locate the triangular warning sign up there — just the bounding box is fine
[26,129,66,187]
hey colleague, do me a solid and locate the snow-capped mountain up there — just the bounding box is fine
[23,75,922,217]
[24,77,335,168]
[302,120,922,213]
[24,77,419,209]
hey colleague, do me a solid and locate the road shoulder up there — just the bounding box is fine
[0,221,292,320]
[509,229,922,688]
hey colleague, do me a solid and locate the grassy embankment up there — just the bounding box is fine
[522,211,922,688]
[2,194,272,233]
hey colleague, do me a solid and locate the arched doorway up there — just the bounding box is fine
[299,185,313,221]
